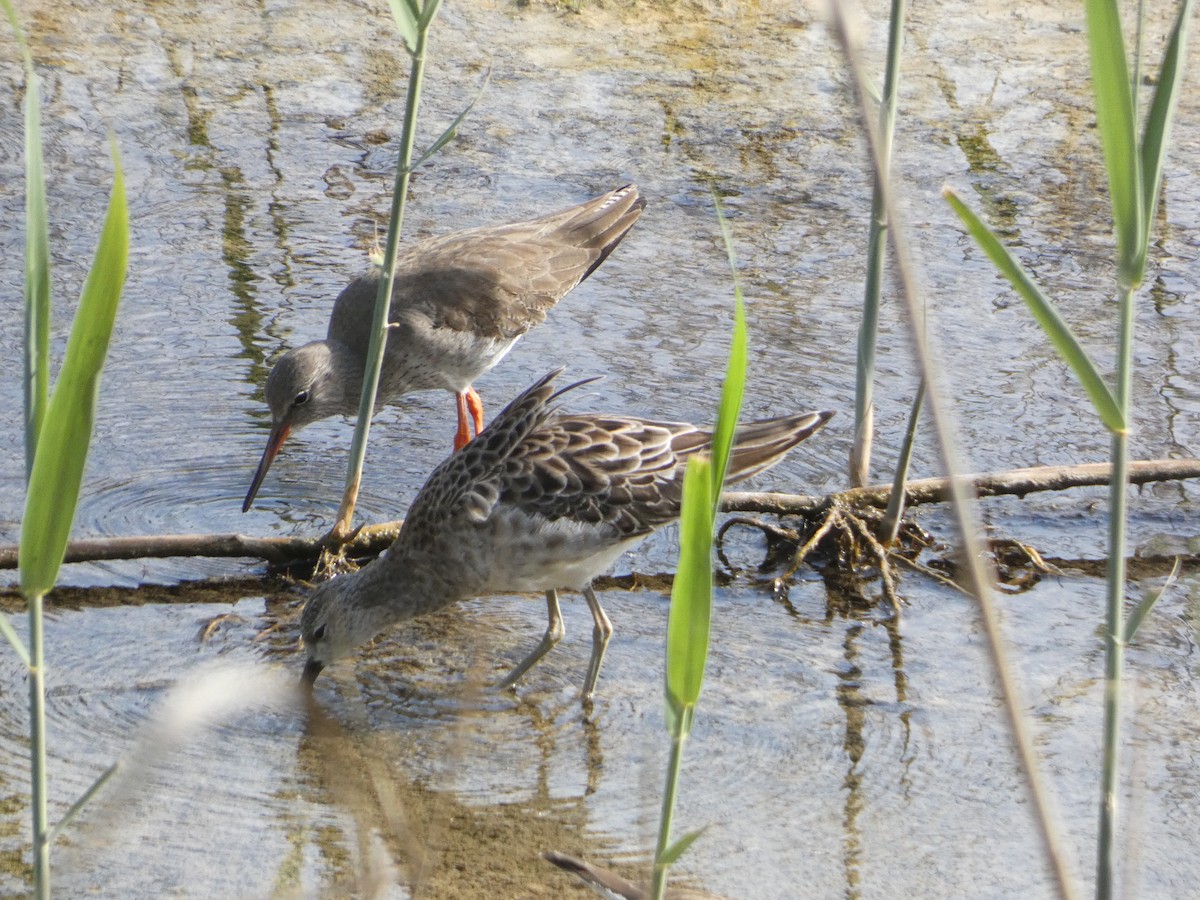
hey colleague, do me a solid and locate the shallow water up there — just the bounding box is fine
[1,0,1198,896]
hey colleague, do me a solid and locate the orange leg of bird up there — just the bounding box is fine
[453,387,486,450]
[466,386,485,435]
[454,392,473,450]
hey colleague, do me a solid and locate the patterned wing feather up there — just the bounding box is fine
[396,369,833,559]
[395,370,590,552]
[499,409,836,535]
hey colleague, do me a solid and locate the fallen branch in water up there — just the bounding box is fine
[0,457,1196,569]
[726,457,1200,515]
[0,522,405,569]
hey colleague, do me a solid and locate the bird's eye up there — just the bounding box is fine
[312,624,326,642]
[294,390,311,406]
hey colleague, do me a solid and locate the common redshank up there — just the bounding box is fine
[243,184,645,512]
[299,369,833,700]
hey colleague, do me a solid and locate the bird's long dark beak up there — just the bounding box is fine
[301,659,325,687]
[242,422,291,512]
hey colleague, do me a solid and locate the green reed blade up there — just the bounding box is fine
[45,761,120,846]
[23,68,50,479]
[880,378,925,546]
[665,455,715,726]
[1124,557,1178,644]
[658,826,709,869]
[19,143,128,598]
[657,199,749,896]
[943,188,1124,433]
[4,0,51,480]
[0,614,29,664]
[709,191,748,506]
[409,66,491,172]
[385,0,419,52]
[418,0,443,29]
[1084,0,1144,286]
[1138,0,1195,244]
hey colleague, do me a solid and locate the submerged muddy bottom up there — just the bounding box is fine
[1,0,1199,896]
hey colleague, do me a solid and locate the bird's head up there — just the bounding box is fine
[243,342,349,511]
[299,574,365,686]
[265,342,351,433]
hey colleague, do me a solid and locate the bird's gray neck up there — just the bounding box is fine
[319,339,368,417]
[354,540,466,625]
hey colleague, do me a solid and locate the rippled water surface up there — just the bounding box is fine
[1,0,1198,896]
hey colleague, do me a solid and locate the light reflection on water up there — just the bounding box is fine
[0,0,1197,896]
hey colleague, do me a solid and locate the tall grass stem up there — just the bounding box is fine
[1096,284,1135,899]
[828,5,1078,896]
[949,2,1192,891]
[651,732,688,898]
[335,8,436,535]
[850,0,907,488]
[28,591,48,899]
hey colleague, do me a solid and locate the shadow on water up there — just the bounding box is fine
[0,0,1198,896]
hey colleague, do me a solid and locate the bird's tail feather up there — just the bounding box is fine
[724,410,835,483]
[572,184,646,279]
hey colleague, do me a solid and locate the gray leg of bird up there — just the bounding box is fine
[581,585,613,701]
[498,590,565,690]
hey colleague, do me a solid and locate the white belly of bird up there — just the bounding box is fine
[479,507,644,594]
[387,317,519,394]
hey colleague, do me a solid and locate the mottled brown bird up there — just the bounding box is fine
[300,369,833,701]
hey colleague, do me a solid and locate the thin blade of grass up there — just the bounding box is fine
[831,6,1079,894]
[23,65,49,480]
[880,379,925,545]
[385,0,419,52]
[657,825,709,868]
[45,761,119,846]
[665,456,714,725]
[0,615,29,665]
[1123,557,1179,644]
[944,188,1124,433]
[851,0,908,489]
[418,0,444,29]
[709,191,748,503]
[0,0,23,41]
[4,0,51,480]
[19,144,128,598]
[1137,0,1195,242]
[333,13,433,537]
[408,66,492,172]
[1084,0,1144,285]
